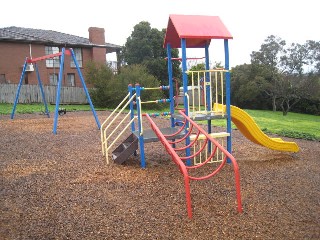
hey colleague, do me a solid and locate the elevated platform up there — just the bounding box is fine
[133,127,186,143]
[173,111,226,121]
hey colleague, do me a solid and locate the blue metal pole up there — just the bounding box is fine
[135,83,146,168]
[224,39,232,157]
[11,58,27,119]
[205,44,211,111]
[35,63,50,117]
[53,48,65,134]
[181,38,191,166]
[166,43,175,128]
[70,48,101,130]
[205,43,212,132]
[205,44,212,153]
[181,39,188,117]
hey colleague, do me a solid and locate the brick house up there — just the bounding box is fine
[0,26,121,87]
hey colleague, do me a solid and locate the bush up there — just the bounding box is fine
[115,64,165,110]
[85,62,165,109]
[85,61,115,108]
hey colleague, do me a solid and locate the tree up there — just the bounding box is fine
[277,41,320,115]
[251,35,286,111]
[250,36,320,115]
[306,40,320,73]
[275,42,309,115]
[121,21,181,87]
[230,64,269,109]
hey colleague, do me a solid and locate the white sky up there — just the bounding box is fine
[1,0,319,67]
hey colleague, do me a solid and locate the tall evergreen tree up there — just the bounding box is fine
[121,21,181,87]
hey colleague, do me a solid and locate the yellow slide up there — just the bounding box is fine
[215,104,299,152]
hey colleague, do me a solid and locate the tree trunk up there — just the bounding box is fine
[272,96,277,112]
[282,109,288,116]
[280,99,290,116]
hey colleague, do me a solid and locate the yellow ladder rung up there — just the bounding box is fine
[190,132,230,141]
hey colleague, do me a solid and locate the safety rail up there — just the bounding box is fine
[100,92,136,163]
[186,69,228,117]
[137,96,143,136]
[143,110,242,219]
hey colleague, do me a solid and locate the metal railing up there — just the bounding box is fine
[100,92,136,163]
[186,69,228,116]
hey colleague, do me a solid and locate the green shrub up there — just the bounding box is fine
[114,64,165,110]
[85,62,165,109]
[85,61,115,108]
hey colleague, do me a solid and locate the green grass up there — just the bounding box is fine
[1,103,319,141]
[0,103,107,115]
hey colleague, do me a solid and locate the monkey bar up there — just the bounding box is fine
[143,110,242,219]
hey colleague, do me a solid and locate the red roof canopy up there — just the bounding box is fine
[164,14,233,48]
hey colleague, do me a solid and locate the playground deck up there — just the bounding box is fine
[173,112,226,121]
[133,127,186,143]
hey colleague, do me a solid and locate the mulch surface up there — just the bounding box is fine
[0,111,319,240]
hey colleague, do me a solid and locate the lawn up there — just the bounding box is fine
[0,103,104,115]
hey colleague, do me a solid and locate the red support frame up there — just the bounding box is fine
[26,49,71,63]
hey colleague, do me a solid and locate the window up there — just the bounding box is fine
[49,74,59,86]
[0,74,6,84]
[107,61,118,73]
[70,48,83,68]
[45,46,60,68]
[66,74,75,87]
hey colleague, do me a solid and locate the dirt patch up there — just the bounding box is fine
[0,111,319,239]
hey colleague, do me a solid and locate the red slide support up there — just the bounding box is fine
[143,110,242,219]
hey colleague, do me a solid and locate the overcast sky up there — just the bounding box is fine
[1,0,319,67]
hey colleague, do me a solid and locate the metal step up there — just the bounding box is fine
[112,133,138,164]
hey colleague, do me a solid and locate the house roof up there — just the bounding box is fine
[0,26,121,53]
[163,14,233,48]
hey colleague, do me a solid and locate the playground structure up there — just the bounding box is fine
[101,15,242,218]
[100,14,299,218]
[10,47,101,134]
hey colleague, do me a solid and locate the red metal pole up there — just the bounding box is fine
[27,49,71,63]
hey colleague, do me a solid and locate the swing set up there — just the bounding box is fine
[10,47,101,134]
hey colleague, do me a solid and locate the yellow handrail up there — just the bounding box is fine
[100,93,136,156]
[104,112,131,143]
[138,97,143,136]
[105,116,136,164]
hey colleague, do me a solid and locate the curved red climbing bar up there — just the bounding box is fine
[143,111,242,219]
